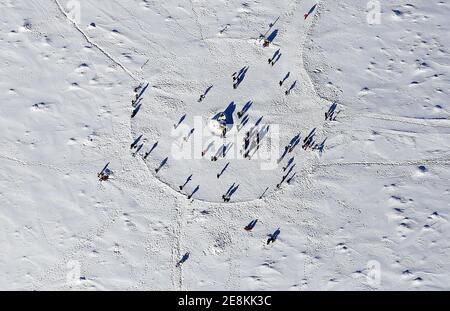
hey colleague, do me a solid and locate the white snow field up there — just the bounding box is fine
[0,0,449,290]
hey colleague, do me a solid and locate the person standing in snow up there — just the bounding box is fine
[267,228,280,244]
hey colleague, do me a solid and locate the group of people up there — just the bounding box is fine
[96,8,331,269]
[104,7,329,204]
[244,220,281,245]
[268,48,281,66]
[174,4,324,266]
[176,223,281,267]
[222,183,239,202]
[325,102,340,121]
[211,143,230,162]
[232,66,249,89]
[242,122,269,160]
[242,128,260,159]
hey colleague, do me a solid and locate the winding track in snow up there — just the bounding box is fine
[53,0,140,82]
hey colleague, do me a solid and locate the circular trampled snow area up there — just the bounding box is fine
[130,2,327,202]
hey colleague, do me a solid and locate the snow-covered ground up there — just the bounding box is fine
[0,0,449,290]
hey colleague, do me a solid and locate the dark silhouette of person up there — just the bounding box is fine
[268,49,280,64]
[267,228,280,244]
[245,219,258,231]
[176,252,190,267]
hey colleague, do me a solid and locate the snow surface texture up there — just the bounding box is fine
[0,0,449,290]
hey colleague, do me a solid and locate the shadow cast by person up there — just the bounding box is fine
[179,174,193,190]
[155,157,168,173]
[227,184,239,202]
[132,97,142,108]
[279,72,290,86]
[217,162,230,179]
[233,66,249,89]
[303,129,316,149]
[284,164,296,179]
[303,137,315,150]
[245,219,258,231]
[242,134,251,156]
[233,66,247,81]
[279,134,299,162]
[277,164,296,188]
[325,103,337,120]
[288,133,301,152]
[223,143,233,157]
[225,183,235,195]
[174,114,187,129]
[259,187,269,199]
[331,110,341,121]
[304,128,316,143]
[283,157,295,171]
[130,134,143,149]
[248,127,269,158]
[314,138,327,155]
[198,85,213,102]
[268,49,280,64]
[99,162,110,175]
[285,80,297,95]
[249,124,267,155]
[237,101,253,118]
[304,4,317,20]
[258,125,270,142]
[187,185,200,199]
[287,172,297,184]
[132,143,144,157]
[247,125,256,140]
[230,185,239,195]
[204,141,216,157]
[238,114,250,131]
[183,128,195,142]
[211,145,224,161]
[220,24,230,34]
[244,140,257,159]
[202,140,215,157]
[131,103,142,118]
[325,103,338,120]
[132,82,149,106]
[254,116,264,127]
[221,144,227,157]
[271,53,282,66]
[267,228,280,244]
[176,252,190,267]
[144,141,159,159]
[277,145,289,164]
[222,183,239,202]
